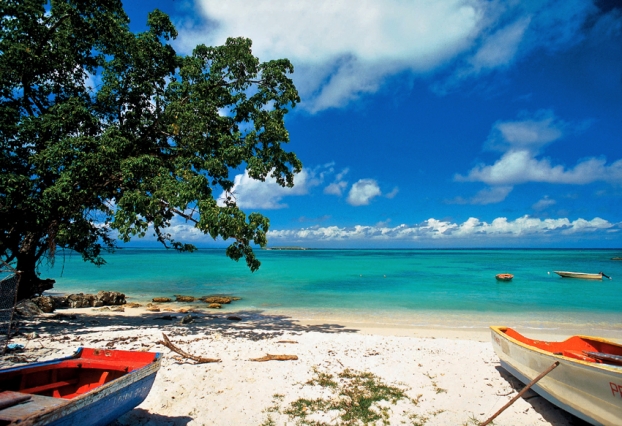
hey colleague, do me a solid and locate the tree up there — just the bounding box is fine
[0,0,302,300]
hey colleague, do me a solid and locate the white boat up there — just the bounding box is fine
[553,271,609,280]
[490,326,622,425]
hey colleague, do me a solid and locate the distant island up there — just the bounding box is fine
[262,246,309,250]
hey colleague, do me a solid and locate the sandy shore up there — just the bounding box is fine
[3,306,589,426]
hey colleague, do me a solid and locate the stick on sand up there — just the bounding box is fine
[159,333,221,363]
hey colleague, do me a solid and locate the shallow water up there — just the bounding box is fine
[42,248,622,335]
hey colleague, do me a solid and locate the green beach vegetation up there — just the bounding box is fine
[0,0,301,299]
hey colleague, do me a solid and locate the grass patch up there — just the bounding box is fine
[281,367,415,425]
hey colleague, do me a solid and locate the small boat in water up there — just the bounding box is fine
[495,273,513,281]
[553,271,610,280]
[490,326,622,425]
[0,348,161,426]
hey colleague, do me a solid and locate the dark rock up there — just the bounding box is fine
[96,291,126,306]
[31,296,55,313]
[180,314,194,324]
[226,316,242,321]
[50,296,69,309]
[15,300,43,317]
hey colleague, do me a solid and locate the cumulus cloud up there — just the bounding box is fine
[268,216,617,242]
[324,168,349,196]
[218,168,321,209]
[175,1,605,111]
[347,179,382,206]
[456,110,622,191]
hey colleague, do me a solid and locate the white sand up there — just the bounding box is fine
[4,307,586,425]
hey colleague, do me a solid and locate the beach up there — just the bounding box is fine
[3,306,591,426]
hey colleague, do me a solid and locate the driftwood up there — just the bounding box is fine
[276,340,298,344]
[250,354,298,362]
[159,333,220,364]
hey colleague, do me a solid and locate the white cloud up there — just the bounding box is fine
[485,110,565,153]
[532,196,556,211]
[268,216,617,241]
[324,168,349,196]
[385,187,399,199]
[456,110,622,188]
[458,151,622,186]
[469,186,513,204]
[179,0,484,111]
[175,1,601,111]
[347,179,382,206]
[469,17,531,71]
[219,168,320,209]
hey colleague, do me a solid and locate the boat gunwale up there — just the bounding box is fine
[490,326,622,373]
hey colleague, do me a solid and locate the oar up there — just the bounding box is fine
[480,361,560,426]
[601,272,612,280]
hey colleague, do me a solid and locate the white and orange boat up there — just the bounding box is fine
[490,326,622,425]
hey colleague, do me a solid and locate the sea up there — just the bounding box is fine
[41,248,622,337]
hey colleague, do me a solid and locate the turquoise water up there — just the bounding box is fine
[42,249,622,333]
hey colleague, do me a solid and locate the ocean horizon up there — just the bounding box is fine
[41,248,622,337]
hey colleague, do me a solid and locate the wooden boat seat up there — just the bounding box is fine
[0,393,66,422]
[0,391,31,410]
[584,351,622,366]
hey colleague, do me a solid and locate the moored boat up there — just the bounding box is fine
[490,326,622,425]
[495,273,513,281]
[0,348,161,426]
[553,271,610,280]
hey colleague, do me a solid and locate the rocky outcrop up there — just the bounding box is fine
[174,295,196,302]
[201,296,233,304]
[152,297,171,303]
[29,291,126,312]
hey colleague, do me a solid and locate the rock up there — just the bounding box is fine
[126,303,141,308]
[50,296,69,309]
[163,308,173,312]
[31,296,55,313]
[202,296,232,304]
[67,293,96,308]
[15,300,43,317]
[177,308,192,313]
[146,306,160,312]
[227,316,242,321]
[174,295,195,302]
[180,314,194,324]
[207,303,221,309]
[152,297,171,303]
[96,291,126,306]
[111,307,125,312]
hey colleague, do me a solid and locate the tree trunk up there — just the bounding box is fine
[15,251,55,301]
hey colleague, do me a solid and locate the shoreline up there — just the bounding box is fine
[4,307,586,425]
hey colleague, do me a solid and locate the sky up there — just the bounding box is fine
[121,0,622,249]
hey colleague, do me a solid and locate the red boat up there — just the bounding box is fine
[0,348,161,426]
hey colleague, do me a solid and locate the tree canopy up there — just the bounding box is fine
[0,0,302,300]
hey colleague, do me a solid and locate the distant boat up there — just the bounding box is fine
[611,257,622,261]
[490,326,622,425]
[553,271,610,280]
[0,348,161,426]
[495,273,513,281]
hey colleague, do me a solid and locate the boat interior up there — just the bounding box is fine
[0,349,156,399]
[500,327,622,366]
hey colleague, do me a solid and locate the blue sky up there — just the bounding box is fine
[122,0,622,249]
